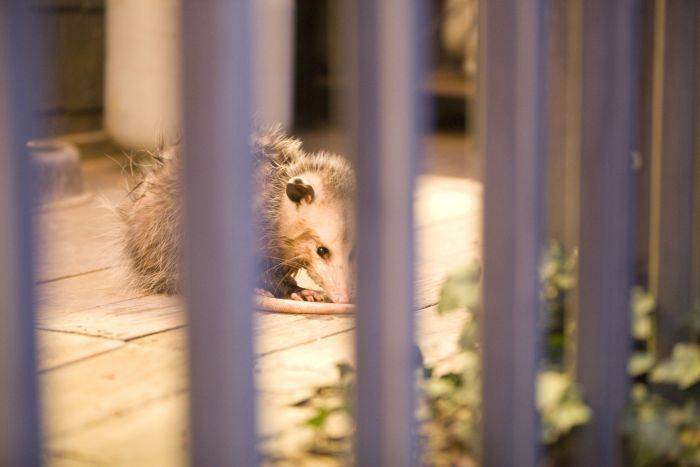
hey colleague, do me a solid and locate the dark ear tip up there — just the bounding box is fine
[286,178,315,204]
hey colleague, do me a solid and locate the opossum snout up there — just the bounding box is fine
[331,290,351,304]
[307,259,354,304]
[318,275,353,304]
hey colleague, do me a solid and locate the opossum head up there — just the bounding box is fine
[278,173,355,303]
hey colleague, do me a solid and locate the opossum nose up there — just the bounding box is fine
[332,292,350,304]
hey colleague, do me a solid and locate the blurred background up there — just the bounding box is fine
[31,0,475,155]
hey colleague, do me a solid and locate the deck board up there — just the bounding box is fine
[37,330,124,371]
[41,343,186,438]
[37,190,125,283]
[38,295,184,340]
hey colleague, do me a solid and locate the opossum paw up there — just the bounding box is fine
[290,289,328,302]
[255,288,274,298]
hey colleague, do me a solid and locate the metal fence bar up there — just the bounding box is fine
[648,0,698,357]
[0,2,41,465]
[348,0,422,464]
[546,0,581,250]
[694,35,700,320]
[635,0,657,278]
[478,0,546,465]
[181,1,258,465]
[573,1,638,465]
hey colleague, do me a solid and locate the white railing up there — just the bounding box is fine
[572,1,638,465]
[345,0,422,464]
[0,2,42,466]
[180,1,258,465]
[478,0,546,464]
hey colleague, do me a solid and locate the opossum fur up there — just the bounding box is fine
[118,128,355,303]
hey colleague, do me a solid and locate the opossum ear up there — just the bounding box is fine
[286,177,315,204]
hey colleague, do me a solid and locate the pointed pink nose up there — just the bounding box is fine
[332,293,350,304]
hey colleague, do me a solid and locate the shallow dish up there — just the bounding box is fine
[255,295,355,315]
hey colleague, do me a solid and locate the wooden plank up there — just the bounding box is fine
[40,343,186,438]
[131,312,356,356]
[181,1,258,464]
[256,305,464,430]
[546,0,582,250]
[573,0,639,465]
[37,268,143,316]
[347,0,423,463]
[415,175,482,307]
[0,1,41,464]
[45,393,188,467]
[694,35,700,317]
[648,0,699,357]
[37,330,124,371]
[42,300,462,465]
[478,0,547,465]
[38,294,184,340]
[414,175,482,226]
[635,0,656,278]
[43,453,104,467]
[37,192,124,282]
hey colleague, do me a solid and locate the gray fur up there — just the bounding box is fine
[118,127,354,299]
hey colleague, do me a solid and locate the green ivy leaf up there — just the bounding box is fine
[437,262,481,314]
[303,407,332,429]
[631,287,656,317]
[537,371,570,411]
[628,352,656,377]
[537,371,591,444]
[650,344,700,390]
[624,404,680,467]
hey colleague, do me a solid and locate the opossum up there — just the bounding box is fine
[118,128,355,303]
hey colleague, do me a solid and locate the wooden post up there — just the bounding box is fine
[573,1,639,465]
[648,0,699,356]
[181,1,258,465]
[635,0,657,283]
[478,0,547,465]
[694,24,700,323]
[546,0,581,251]
[347,0,423,464]
[0,1,41,465]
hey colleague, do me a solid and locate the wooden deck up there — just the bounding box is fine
[37,133,481,466]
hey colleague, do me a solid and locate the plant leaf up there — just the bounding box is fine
[629,352,656,377]
[650,344,700,390]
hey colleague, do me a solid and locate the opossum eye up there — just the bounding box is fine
[316,246,329,258]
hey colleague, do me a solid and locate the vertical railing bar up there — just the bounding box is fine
[348,0,423,465]
[635,0,656,279]
[693,27,700,317]
[573,0,639,465]
[0,2,41,466]
[647,0,665,295]
[562,0,584,371]
[545,1,568,244]
[479,0,546,465]
[648,0,698,356]
[181,1,258,465]
[563,0,582,252]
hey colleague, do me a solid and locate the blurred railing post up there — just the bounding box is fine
[478,0,547,465]
[0,1,41,465]
[573,1,639,465]
[648,0,698,357]
[181,1,258,465]
[346,0,423,465]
